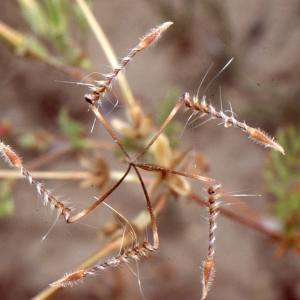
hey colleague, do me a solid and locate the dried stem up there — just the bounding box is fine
[85,98,130,159]
[136,93,185,160]
[0,169,137,183]
[0,170,89,180]
[50,163,161,288]
[33,194,167,300]
[0,141,133,223]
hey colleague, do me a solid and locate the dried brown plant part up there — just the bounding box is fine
[34,194,167,300]
[0,17,285,299]
[51,164,159,288]
[79,154,110,191]
[111,106,152,139]
[0,138,160,288]
[49,97,172,287]
[135,162,221,299]
[0,140,132,224]
[0,67,184,287]
[85,92,187,164]
[85,88,226,298]
[0,141,71,221]
[84,21,173,103]
[184,93,285,155]
[58,94,193,289]
[201,183,221,300]
[85,98,130,159]
[50,242,153,287]
[85,93,190,198]
[146,133,191,197]
[189,192,282,242]
[136,93,187,160]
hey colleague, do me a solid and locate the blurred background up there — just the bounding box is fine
[0,1,300,299]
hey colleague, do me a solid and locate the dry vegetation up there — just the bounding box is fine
[1,1,300,300]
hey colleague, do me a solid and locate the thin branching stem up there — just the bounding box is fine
[85,98,130,159]
[32,193,167,300]
[132,164,159,249]
[136,94,185,160]
[68,164,131,223]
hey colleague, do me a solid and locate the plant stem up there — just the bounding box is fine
[32,193,166,300]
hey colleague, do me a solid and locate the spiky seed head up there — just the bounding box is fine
[202,257,215,300]
[246,127,285,155]
[137,22,173,50]
[0,142,23,169]
[50,270,89,288]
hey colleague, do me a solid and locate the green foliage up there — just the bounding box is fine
[264,126,300,249]
[18,129,52,151]
[155,88,182,146]
[58,108,85,151]
[0,180,14,218]
[17,0,92,70]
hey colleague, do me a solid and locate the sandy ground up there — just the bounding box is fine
[1,1,300,299]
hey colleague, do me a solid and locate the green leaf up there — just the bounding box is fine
[156,87,180,126]
[57,108,85,151]
[155,88,182,146]
[17,0,48,36]
[264,126,300,234]
[18,129,52,151]
[0,180,14,218]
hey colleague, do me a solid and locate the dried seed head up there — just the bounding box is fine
[202,257,215,300]
[50,270,90,288]
[246,127,285,155]
[0,142,23,169]
[137,22,173,50]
